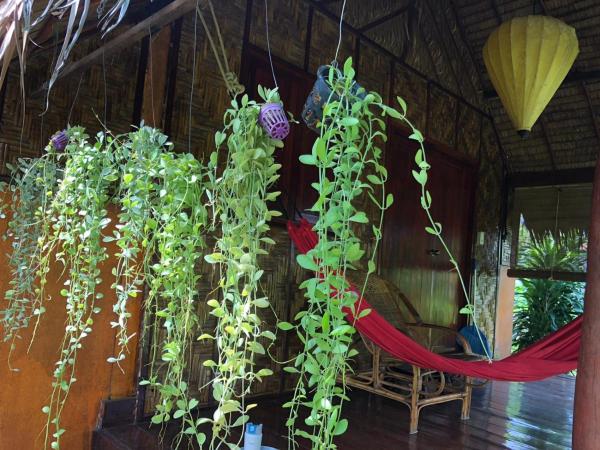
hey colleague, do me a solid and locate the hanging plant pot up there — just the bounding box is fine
[259,103,290,140]
[50,129,68,151]
[302,65,365,133]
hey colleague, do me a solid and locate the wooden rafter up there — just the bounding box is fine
[423,1,463,98]
[507,167,595,187]
[301,0,493,120]
[38,0,196,90]
[358,3,412,33]
[449,0,485,89]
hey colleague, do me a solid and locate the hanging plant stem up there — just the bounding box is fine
[283,58,393,450]
[41,128,117,449]
[141,148,212,449]
[2,151,59,366]
[402,115,492,361]
[202,88,285,449]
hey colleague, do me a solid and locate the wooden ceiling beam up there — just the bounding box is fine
[37,0,196,90]
[358,3,412,33]
[507,268,586,283]
[483,70,600,99]
[507,167,595,187]
[423,1,463,98]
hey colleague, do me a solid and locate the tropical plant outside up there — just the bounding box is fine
[513,229,586,352]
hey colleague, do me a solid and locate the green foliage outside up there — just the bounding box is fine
[513,230,586,352]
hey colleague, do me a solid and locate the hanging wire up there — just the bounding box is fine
[67,73,84,125]
[333,0,348,66]
[189,0,200,153]
[264,0,278,89]
[102,49,107,127]
[148,25,156,127]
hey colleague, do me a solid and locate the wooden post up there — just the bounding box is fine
[140,25,172,127]
[573,159,600,449]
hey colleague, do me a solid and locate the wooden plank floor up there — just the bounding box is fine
[94,375,575,449]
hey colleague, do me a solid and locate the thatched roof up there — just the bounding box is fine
[316,0,600,175]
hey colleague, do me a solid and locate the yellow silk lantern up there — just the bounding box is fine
[483,16,579,137]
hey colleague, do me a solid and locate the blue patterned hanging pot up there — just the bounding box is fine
[301,65,365,133]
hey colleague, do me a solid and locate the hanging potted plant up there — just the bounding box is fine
[200,86,287,448]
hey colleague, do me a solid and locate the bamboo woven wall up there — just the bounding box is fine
[0,39,140,177]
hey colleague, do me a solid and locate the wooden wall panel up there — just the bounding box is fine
[392,65,428,132]
[250,0,309,69]
[357,42,390,97]
[168,1,246,158]
[0,202,141,450]
[456,103,481,160]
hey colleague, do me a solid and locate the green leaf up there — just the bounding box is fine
[349,212,368,223]
[256,368,273,378]
[296,254,318,271]
[278,321,294,331]
[341,117,359,127]
[343,57,353,76]
[411,169,427,186]
[253,298,270,308]
[299,154,317,166]
[322,312,330,333]
[313,138,327,162]
[459,306,474,315]
[425,226,438,235]
[367,260,376,274]
[397,96,407,115]
[409,130,424,142]
[333,418,348,436]
[385,193,394,208]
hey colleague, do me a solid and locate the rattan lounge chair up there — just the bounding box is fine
[344,271,483,434]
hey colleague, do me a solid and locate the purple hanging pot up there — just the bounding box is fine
[259,103,290,140]
[50,129,68,152]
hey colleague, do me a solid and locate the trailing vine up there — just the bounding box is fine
[0,126,218,449]
[283,59,393,449]
[41,128,117,449]
[2,151,59,364]
[140,143,212,450]
[283,57,488,449]
[201,88,285,449]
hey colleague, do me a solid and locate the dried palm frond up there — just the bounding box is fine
[0,0,139,95]
[0,0,23,89]
[98,0,132,36]
[46,0,91,96]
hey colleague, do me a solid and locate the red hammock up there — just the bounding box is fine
[287,219,581,382]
